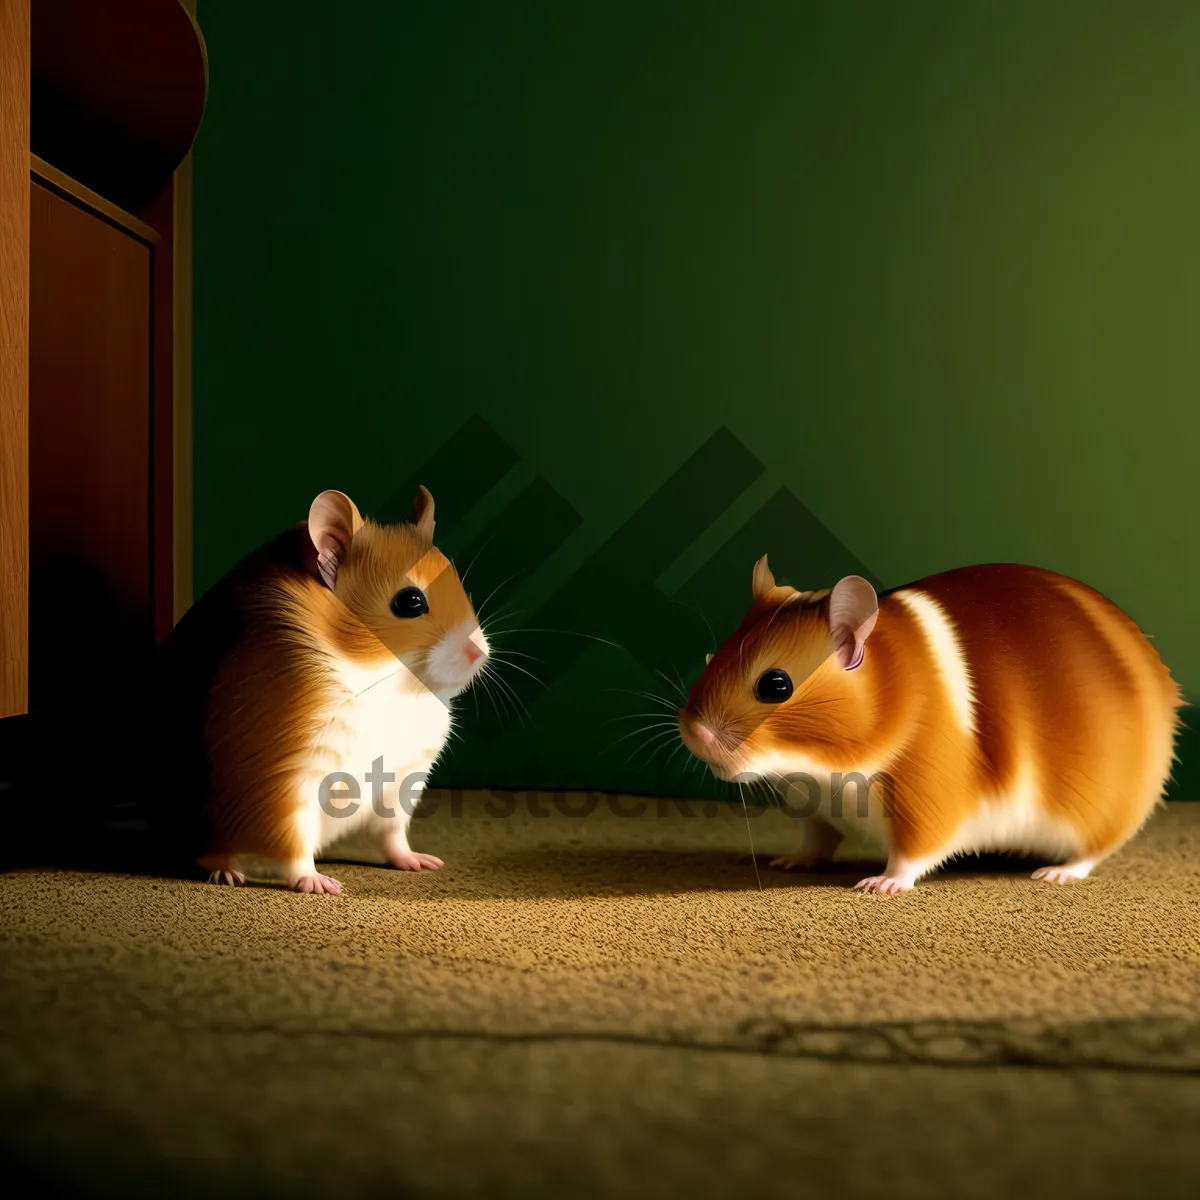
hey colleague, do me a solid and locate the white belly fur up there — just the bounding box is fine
[763,752,1082,865]
[761,752,894,854]
[305,658,453,861]
[950,762,1082,862]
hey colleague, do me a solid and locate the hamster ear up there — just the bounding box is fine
[752,554,776,601]
[412,485,435,541]
[829,575,878,671]
[308,490,363,589]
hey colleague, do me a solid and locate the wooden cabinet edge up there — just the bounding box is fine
[31,154,160,246]
[1,0,30,718]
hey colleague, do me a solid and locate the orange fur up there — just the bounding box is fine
[152,495,484,887]
[681,563,1183,886]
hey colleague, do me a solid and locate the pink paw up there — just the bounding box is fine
[388,849,444,872]
[853,875,913,896]
[1031,861,1092,885]
[292,873,344,895]
[207,868,246,887]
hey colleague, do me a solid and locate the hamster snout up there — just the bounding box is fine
[678,709,737,779]
[677,709,712,751]
[425,621,490,694]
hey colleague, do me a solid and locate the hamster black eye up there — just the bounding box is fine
[390,586,429,619]
[755,668,793,704]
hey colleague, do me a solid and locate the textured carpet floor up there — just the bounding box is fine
[1,794,1199,1197]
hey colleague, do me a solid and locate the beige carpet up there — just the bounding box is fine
[2,793,1199,1197]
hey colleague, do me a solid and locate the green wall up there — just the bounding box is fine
[194,1,1199,798]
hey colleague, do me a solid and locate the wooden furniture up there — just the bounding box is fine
[0,1,31,721]
[0,1,205,753]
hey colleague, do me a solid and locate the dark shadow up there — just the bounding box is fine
[933,851,1050,877]
[1,548,182,878]
[0,782,189,880]
[339,845,1056,901]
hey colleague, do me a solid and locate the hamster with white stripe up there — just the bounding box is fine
[678,560,1183,894]
[153,487,488,894]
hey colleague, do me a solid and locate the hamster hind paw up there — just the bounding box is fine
[853,874,914,896]
[1031,859,1094,885]
[388,849,444,871]
[206,868,246,887]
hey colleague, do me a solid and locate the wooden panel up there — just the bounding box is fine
[29,181,153,714]
[31,153,159,245]
[0,1,30,720]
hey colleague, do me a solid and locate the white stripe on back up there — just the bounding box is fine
[892,589,977,738]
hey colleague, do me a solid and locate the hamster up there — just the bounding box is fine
[152,487,488,894]
[679,559,1184,894]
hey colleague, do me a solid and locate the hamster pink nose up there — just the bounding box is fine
[464,639,484,665]
[679,710,717,755]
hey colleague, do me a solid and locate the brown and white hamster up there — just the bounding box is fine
[154,487,488,894]
[679,559,1183,894]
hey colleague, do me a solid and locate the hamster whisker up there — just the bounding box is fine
[620,727,679,767]
[475,661,511,717]
[473,668,506,725]
[665,596,717,653]
[473,610,522,631]
[662,738,693,777]
[487,667,534,728]
[486,655,545,690]
[484,645,542,664]
[488,627,628,655]
[607,721,680,745]
[607,686,680,711]
[595,724,672,763]
[624,724,681,763]
[601,710,679,727]
[604,721,679,753]
[458,533,498,589]
[476,659,528,728]
[654,668,688,701]
[752,778,779,810]
[475,605,522,638]
[353,665,407,699]
[737,782,764,892]
[473,572,522,622]
[655,730,692,766]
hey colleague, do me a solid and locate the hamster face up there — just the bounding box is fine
[679,587,848,781]
[330,522,488,698]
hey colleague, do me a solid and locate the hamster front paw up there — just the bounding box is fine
[381,827,444,871]
[292,872,344,895]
